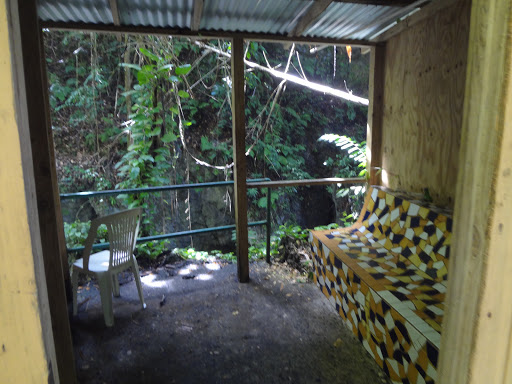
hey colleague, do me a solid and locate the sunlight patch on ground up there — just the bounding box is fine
[205,263,221,271]
[141,273,168,288]
[179,264,198,276]
[196,274,213,281]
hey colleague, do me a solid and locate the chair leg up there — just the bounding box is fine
[72,267,79,316]
[131,259,146,309]
[112,273,120,297]
[98,274,114,327]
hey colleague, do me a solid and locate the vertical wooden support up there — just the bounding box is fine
[438,1,512,383]
[1,0,58,381]
[231,37,249,282]
[367,44,385,186]
[17,1,77,383]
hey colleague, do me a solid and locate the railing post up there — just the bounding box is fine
[266,186,271,264]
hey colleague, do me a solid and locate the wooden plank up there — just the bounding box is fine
[191,0,203,31]
[289,1,332,37]
[108,0,120,26]
[367,45,384,186]
[18,1,77,383]
[249,177,365,189]
[41,21,376,47]
[329,0,423,4]
[373,0,459,42]
[1,0,57,381]
[379,0,470,208]
[438,0,512,383]
[231,37,249,283]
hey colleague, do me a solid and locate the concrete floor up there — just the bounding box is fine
[71,259,390,384]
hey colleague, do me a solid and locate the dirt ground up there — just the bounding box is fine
[71,259,391,384]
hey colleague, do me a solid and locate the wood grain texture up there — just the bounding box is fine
[231,37,249,283]
[1,0,57,381]
[108,0,120,26]
[380,0,470,208]
[367,45,385,186]
[438,1,512,383]
[191,0,203,31]
[18,1,77,382]
[289,1,332,37]
[373,0,460,42]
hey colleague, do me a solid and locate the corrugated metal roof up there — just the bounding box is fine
[37,0,428,43]
[118,0,193,28]
[201,0,311,35]
[38,0,113,24]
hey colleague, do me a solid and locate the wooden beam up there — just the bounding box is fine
[367,45,384,186]
[17,2,77,383]
[2,0,58,381]
[231,37,249,283]
[322,0,423,4]
[40,21,375,47]
[438,0,512,383]
[372,0,459,42]
[249,177,366,189]
[108,0,120,26]
[191,0,203,31]
[289,1,332,37]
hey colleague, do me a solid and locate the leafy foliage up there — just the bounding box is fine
[46,31,370,261]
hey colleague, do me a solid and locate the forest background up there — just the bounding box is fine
[44,31,369,262]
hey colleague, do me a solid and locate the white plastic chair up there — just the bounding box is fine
[72,208,146,326]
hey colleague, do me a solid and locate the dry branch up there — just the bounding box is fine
[194,41,369,106]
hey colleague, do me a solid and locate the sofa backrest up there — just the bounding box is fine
[354,186,452,281]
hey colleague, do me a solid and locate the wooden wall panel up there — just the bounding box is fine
[380,0,471,208]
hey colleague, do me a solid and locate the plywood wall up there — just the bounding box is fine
[380,0,471,208]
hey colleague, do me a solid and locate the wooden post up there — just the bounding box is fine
[438,0,512,383]
[1,0,58,381]
[367,44,384,186]
[17,1,77,383]
[231,37,249,282]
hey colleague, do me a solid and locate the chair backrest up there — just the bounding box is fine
[103,208,142,268]
[81,208,142,271]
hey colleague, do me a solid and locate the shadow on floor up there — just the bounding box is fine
[71,260,390,384]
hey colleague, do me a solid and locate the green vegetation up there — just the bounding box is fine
[46,31,369,263]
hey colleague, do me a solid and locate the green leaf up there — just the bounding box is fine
[161,132,178,143]
[278,156,288,165]
[257,197,267,208]
[201,136,212,151]
[157,64,173,72]
[130,167,140,179]
[137,70,154,85]
[175,64,192,75]
[178,90,190,98]
[139,47,159,62]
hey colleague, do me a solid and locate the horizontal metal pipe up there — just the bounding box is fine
[66,220,267,252]
[60,178,270,200]
[248,177,366,188]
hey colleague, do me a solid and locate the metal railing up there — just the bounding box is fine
[61,177,366,263]
[61,178,273,262]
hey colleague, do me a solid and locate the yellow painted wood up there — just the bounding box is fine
[438,0,512,383]
[0,0,53,382]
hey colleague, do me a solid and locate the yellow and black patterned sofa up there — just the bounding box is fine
[309,186,452,384]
